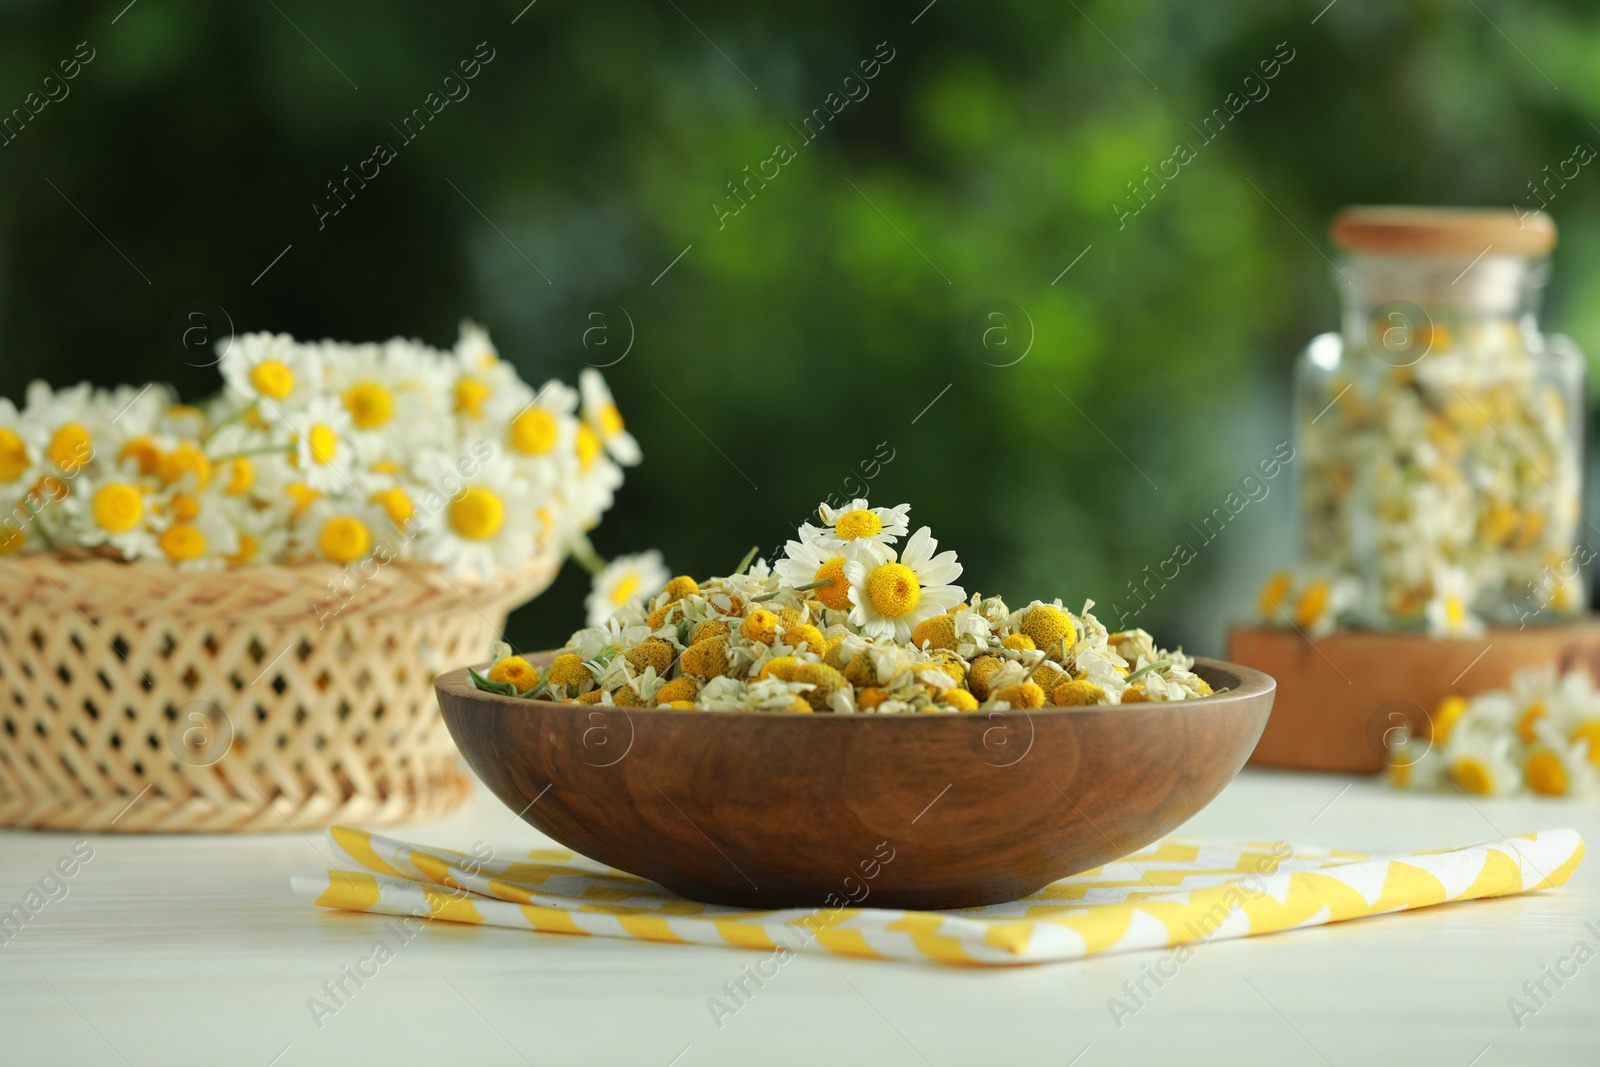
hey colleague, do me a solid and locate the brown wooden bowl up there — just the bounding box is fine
[436,656,1275,910]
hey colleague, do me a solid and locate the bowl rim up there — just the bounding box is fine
[436,655,1275,720]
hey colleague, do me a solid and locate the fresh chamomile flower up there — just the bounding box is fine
[216,495,290,566]
[845,526,965,642]
[1522,724,1600,798]
[220,332,321,422]
[325,340,448,462]
[776,535,892,612]
[450,321,528,424]
[23,380,100,477]
[293,498,392,566]
[150,501,240,571]
[586,551,670,627]
[566,427,624,532]
[578,369,641,466]
[415,450,538,579]
[504,379,580,491]
[287,396,363,493]
[804,499,911,556]
[1443,730,1519,796]
[0,397,39,492]
[1425,565,1485,638]
[59,471,156,559]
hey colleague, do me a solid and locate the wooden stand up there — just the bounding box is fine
[1228,621,1600,773]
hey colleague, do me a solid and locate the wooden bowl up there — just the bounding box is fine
[436,657,1275,910]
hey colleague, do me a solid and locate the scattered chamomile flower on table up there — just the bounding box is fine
[474,500,1217,713]
[0,324,635,582]
[1388,665,1600,797]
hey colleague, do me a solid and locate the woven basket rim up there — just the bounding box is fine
[0,549,561,622]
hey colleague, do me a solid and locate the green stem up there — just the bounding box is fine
[568,535,608,577]
[732,545,760,576]
[207,444,292,463]
[751,578,833,603]
[1125,659,1170,684]
[202,402,257,444]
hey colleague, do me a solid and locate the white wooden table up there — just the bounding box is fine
[2,769,1596,1066]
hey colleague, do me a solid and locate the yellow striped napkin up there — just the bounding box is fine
[292,826,1583,966]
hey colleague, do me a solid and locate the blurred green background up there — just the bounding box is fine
[4,0,1600,654]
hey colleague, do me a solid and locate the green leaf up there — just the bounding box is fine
[469,667,518,696]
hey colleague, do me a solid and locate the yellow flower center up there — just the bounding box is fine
[610,573,641,607]
[1427,695,1469,743]
[509,408,559,455]
[449,487,504,541]
[160,523,207,561]
[308,424,338,467]
[834,509,883,541]
[599,403,625,436]
[455,376,490,418]
[159,443,212,489]
[228,533,259,567]
[49,423,93,473]
[0,428,29,481]
[488,656,540,692]
[370,487,414,526]
[865,562,921,619]
[286,482,320,518]
[576,424,602,471]
[1525,750,1568,796]
[91,484,143,533]
[319,515,372,564]
[170,492,201,522]
[1294,581,1330,630]
[224,457,254,495]
[811,557,852,611]
[249,359,295,400]
[1571,721,1600,769]
[343,381,395,429]
[1445,596,1466,630]
[1259,571,1291,615]
[1449,756,1494,796]
[1518,701,1546,744]
[119,437,164,477]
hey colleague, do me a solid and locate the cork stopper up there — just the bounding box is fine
[1330,206,1556,258]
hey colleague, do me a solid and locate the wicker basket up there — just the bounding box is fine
[0,552,559,832]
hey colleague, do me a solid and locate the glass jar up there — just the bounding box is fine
[1294,207,1587,633]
